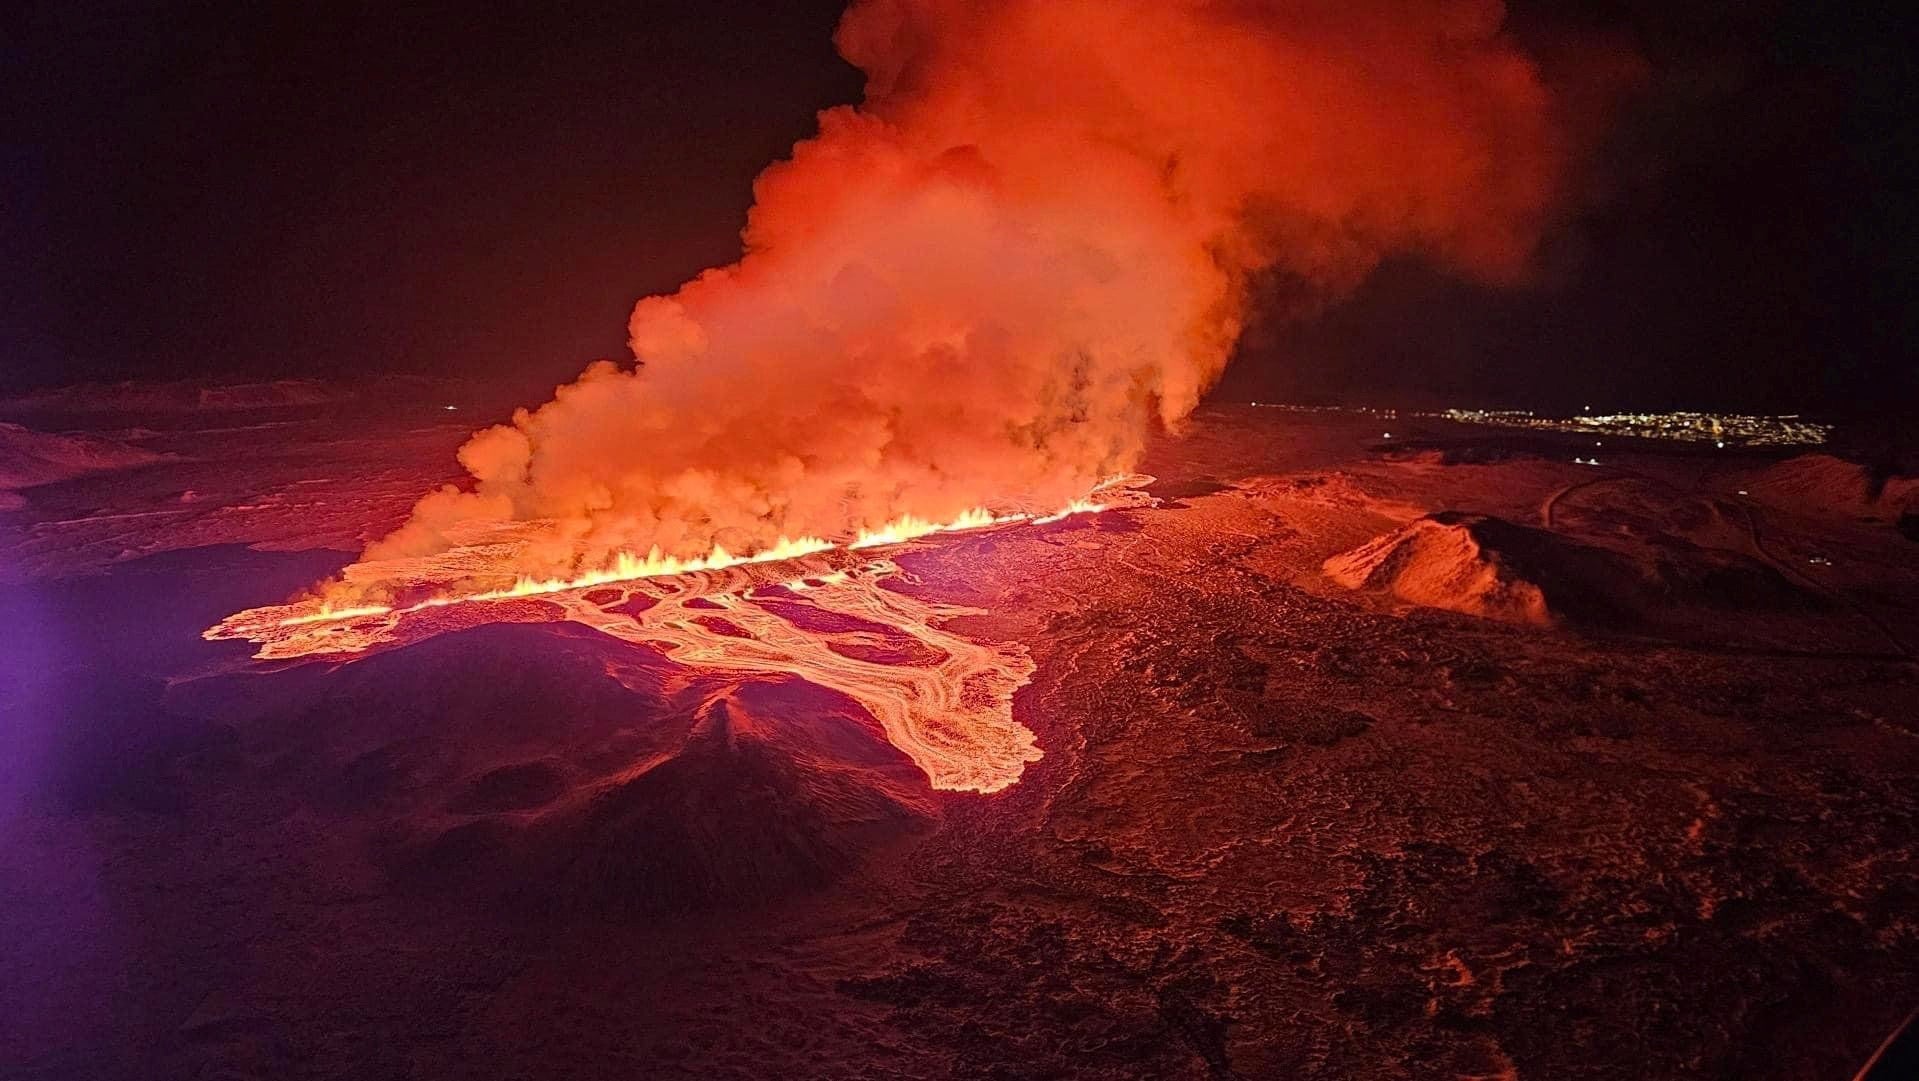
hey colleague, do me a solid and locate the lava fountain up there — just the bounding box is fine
[208,0,1625,791]
[208,480,1152,792]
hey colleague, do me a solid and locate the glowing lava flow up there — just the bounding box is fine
[562,562,1040,793]
[235,497,1109,639]
[205,480,1151,793]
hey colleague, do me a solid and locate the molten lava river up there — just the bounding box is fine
[207,480,1152,793]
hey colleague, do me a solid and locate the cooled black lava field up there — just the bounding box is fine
[3,395,1915,1080]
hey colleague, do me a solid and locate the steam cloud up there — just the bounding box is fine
[355,0,1622,590]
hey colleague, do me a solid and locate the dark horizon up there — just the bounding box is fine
[5,0,1914,416]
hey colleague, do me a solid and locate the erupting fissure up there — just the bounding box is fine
[312,0,1616,607]
[210,0,1624,792]
[227,490,1116,637]
[207,484,1150,792]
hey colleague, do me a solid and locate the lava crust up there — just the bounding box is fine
[3,403,1916,1081]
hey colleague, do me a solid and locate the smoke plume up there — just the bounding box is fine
[354,0,1618,591]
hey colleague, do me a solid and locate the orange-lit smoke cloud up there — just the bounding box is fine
[360,0,1616,587]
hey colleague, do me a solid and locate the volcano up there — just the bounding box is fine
[4,0,1914,1074]
[3,393,1915,1080]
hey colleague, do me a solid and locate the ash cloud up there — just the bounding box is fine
[356,0,1626,587]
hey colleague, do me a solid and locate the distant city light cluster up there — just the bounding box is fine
[1249,403,1400,419]
[1432,408,1831,447]
[1243,401,1831,448]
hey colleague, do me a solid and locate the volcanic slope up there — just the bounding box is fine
[1,403,1916,1081]
[166,620,940,916]
[1323,508,1809,628]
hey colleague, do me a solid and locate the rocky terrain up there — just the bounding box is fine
[2,396,1914,1080]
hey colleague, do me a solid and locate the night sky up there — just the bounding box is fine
[4,0,1913,415]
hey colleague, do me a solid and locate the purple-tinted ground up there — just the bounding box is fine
[2,389,1915,1080]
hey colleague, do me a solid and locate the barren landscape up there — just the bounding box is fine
[4,393,1914,1080]
[12,0,1919,1075]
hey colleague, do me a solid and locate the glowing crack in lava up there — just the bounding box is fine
[207,480,1151,793]
[565,561,1042,794]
